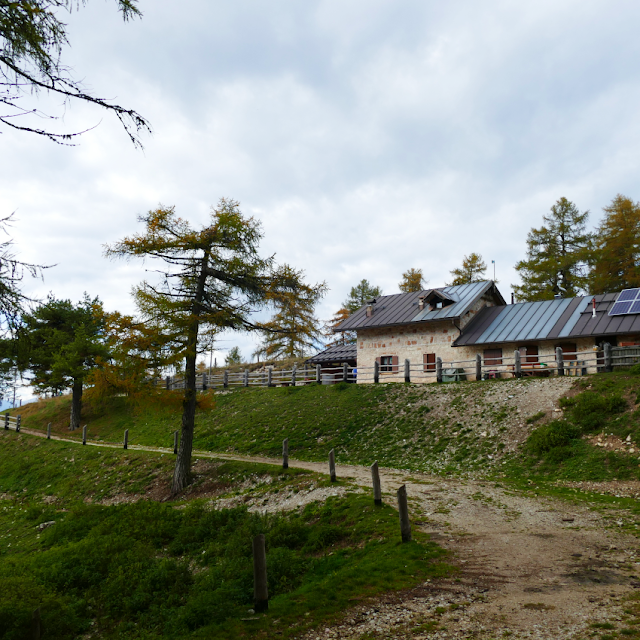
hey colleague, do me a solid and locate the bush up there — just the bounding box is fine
[526,420,581,457]
[630,363,640,375]
[565,391,626,432]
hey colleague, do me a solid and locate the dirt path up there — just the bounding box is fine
[15,426,640,638]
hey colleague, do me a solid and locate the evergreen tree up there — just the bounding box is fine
[447,253,487,286]
[225,346,242,365]
[19,295,107,430]
[399,268,426,293]
[343,279,383,313]
[106,199,303,495]
[513,198,591,301]
[590,194,640,294]
[258,265,327,359]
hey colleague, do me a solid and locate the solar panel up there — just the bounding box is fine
[609,288,640,316]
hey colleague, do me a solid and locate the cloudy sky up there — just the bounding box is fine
[2,0,640,379]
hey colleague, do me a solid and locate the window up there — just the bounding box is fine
[423,353,436,372]
[379,355,398,373]
[483,348,502,366]
[556,342,577,361]
[518,345,538,364]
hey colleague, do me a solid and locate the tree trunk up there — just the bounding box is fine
[171,252,209,496]
[70,379,83,431]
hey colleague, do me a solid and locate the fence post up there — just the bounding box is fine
[202,372,207,391]
[244,369,249,387]
[47,423,51,439]
[165,376,170,390]
[371,461,382,505]
[292,364,297,386]
[556,347,564,377]
[267,368,273,387]
[374,359,380,384]
[16,415,21,432]
[397,484,412,542]
[514,349,522,378]
[124,429,129,450]
[329,449,336,482]
[223,370,229,389]
[604,342,613,372]
[343,362,348,383]
[316,364,322,384]
[82,425,87,445]
[404,359,410,383]
[476,354,482,381]
[4,413,8,430]
[282,438,289,469]
[436,357,443,383]
[32,607,41,640]
[252,534,269,613]
[173,430,179,455]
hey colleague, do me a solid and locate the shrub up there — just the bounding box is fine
[630,363,640,375]
[526,420,581,457]
[566,391,626,432]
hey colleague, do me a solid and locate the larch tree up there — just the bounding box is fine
[590,194,640,294]
[513,198,592,301]
[343,279,383,314]
[324,307,354,346]
[447,253,487,286]
[0,0,149,145]
[399,268,426,293]
[19,295,107,429]
[105,199,299,495]
[258,265,327,359]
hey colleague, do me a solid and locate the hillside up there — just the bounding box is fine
[17,376,578,475]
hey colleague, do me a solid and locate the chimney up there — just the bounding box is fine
[592,296,597,318]
[418,297,425,311]
[366,304,373,317]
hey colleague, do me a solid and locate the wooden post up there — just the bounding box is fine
[404,358,410,383]
[371,461,382,505]
[252,534,269,613]
[32,607,41,640]
[343,362,348,383]
[397,484,412,542]
[514,349,522,378]
[267,368,273,387]
[4,413,8,430]
[604,342,613,372]
[165,376,170,390]
[173,430,179,455]
[223,370,229,389]
[82,425,87,445]
[244,369,249,387]
[124,429,129,450]
[329,448,337,482]
[292,364,297,386]
[282,438,289,469]
[202,372,208,391]
[47,423,51,439]
[556,346,564,377]
[436,357,443,383]
[476,354,482,381]
[16,415,21,432]
[316,364,321,384]
[374,359,380,384]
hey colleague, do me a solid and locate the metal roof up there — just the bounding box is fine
[335,281,503,332]
[454,292,640,347]
[306,343,358,364]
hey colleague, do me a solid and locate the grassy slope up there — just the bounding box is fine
[18,380,540,474]
[0,432,449,640]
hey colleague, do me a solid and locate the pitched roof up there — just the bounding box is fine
[306,343,358,364]
[335,281,503,332]
[454,292,640,346]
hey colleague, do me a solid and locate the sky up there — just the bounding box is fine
[2,0,640,400]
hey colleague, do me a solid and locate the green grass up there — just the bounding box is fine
[0,432,450,639]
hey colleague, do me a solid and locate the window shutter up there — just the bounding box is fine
[392,355,399,373]
[423,353,435,372]
[375,357,381,365]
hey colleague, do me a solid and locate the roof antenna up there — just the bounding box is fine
[491,259,495,281]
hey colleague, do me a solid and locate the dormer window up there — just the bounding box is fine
[421,289,456,312]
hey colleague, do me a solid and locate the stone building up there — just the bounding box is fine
[332,281,640,382]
